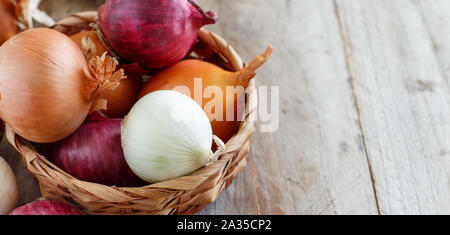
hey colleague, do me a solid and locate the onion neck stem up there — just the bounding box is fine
[235,45,274,86]
[187,0,217,24]
[87,53,124,101]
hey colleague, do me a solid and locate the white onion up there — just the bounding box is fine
[121,90,220,183]
[0,157,18,214]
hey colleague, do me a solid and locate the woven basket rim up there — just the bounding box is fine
[5,11,258,215]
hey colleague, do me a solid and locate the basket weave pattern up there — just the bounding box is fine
[5,12,257,215]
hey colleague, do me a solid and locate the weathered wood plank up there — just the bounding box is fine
[335,0,450,214]
[200,0,378,214]
[413,0,450,88]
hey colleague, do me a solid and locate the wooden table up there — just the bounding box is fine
[2,0,449,215]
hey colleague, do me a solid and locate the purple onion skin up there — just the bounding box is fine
[98,0,217,69]
[50,113,145,187]
[9,200,84,215]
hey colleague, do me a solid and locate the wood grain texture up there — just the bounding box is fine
[199,0,378,214]
[335,0,450,214]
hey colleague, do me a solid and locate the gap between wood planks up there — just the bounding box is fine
[332,0,381,215]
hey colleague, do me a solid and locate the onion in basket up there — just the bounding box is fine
[0,157,18,214]
[0,28,124,143]
[139,46,273,143]
[50,113,145,187]
[97,0,217,69]
[121,90,225,183]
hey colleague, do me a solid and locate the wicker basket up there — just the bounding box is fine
[5,12,258,215]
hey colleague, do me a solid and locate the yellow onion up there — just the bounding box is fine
[0,28,124,143]
[139,46,273,143]
[0,157,18,215]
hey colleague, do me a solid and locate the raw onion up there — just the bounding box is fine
[139,46,273,143]
[0,28,124,143]
[50,112,145,187]
[121,90,225,183]
[97,0,217,69]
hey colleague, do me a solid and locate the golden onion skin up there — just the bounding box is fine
[0,29,100,143]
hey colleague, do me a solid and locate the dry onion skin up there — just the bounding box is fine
[0,28,124,143]
[70,30,108,58]
[0,157,18,215]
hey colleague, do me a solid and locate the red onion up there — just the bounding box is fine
[9,200,84,215]
[49,112,145,187]
[98,0,217,69]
